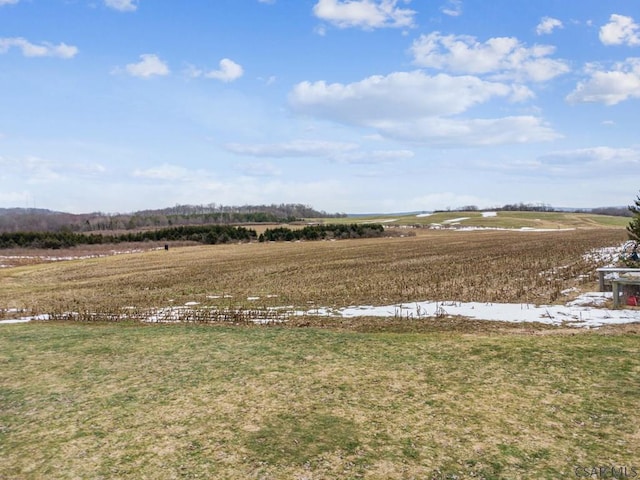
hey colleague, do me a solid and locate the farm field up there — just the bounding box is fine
[318,210,630,230]
[0,228,629,320]
[1,226,639,479]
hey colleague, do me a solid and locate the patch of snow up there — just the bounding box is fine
[416,213,432,218]
[561,287,579,296]
[455,227,500,232]
[518,227,575,232]
[3,292,638,329]
[362,218,398,224]
[566,292,611,307]
[296,293,635,328]
[482,211,497,217]
[442,217,470,224]
[184,301,200,306]
[0,314,50,325]
[584,244,625,267]
[247,296,260,301]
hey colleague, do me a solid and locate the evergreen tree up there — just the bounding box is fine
[623,193,640,266]
[628,193,640,241]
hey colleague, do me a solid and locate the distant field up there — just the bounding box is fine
[320,210,630,229]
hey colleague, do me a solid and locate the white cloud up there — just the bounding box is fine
[26,159,61,182]
[372,116,560,146]
[441,0,462,17]
[538,147,640,175]
[566,57,640,105]
[263,75,277,85]
[0,191,30,206]
[239,162,281,177]
[198,58,244,82]
[536,17,563,35]
[225,139,360,158]
[0,156,106,184]
[337,149,415,163]
[367,149,414,160]
[226,140,414,164]
[122,167,350,213]
[410,32,570,82]
[0,37,78,58]
[600,14,640,46]
[133,164,198,181]
[289,71,557,146]
[105,0,138,12]
[0,0,19,5]
[70,162,107,175]
[290,71,526,121]
[124,54,170,78]
[313,0,416,30]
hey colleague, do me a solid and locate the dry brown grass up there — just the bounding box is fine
[0,228,626,320]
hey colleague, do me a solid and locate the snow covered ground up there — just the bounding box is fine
[2,291,639,328]
[442,217,470,224]
[301,292,637,328]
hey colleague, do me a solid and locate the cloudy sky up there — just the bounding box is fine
[1,0,639,213]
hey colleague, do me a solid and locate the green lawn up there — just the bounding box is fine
[1,322,639,479]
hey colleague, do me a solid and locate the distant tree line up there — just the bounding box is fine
[0,204,348,233]
[259,224,385,242]
[0,223,387,249]
[143,203,345,219]
[435,203,556,213]
[0,225,256,249]
[590,206,632,217]
[497,203,556,212]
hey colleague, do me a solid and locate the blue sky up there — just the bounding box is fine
[1,0,639,214]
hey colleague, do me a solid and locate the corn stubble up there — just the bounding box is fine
[0,229,626,322]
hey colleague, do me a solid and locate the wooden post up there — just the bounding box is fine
[612,280,621,308]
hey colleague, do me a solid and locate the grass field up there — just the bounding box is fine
[1,225,639,479]
[324,211,630,230]
[1,322,639,479]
